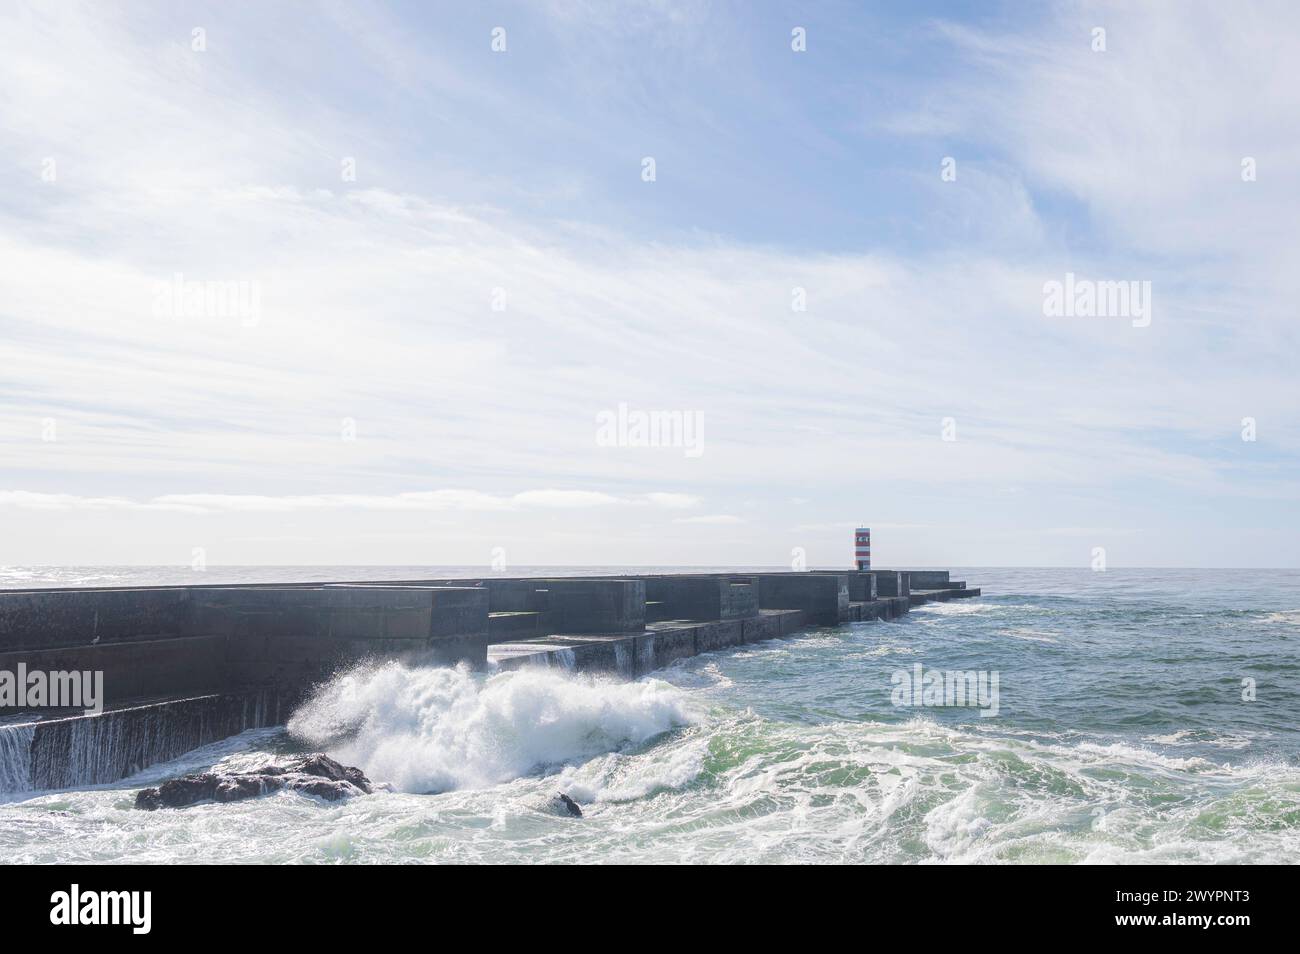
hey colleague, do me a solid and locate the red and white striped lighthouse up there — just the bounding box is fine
[854,527,871,570]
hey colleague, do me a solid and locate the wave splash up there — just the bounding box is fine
[287,662,696,793]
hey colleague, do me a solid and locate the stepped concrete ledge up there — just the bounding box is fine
[1,569,979,791]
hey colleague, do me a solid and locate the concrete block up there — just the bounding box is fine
[196,584,490,678]
[905,570,950,588]
[741,612,782,643]
[537,579,645,633]
[0,587,193,651]
[872,572,903,598]
[644,600,672,623]
[828,572,875,602]
[693,619,745,653]
[775,609,806,634]
[0,635,230,710]
[487,642,557,671]
[489,611,541,639]
[425,587,490,641]
[638,626,696,673]
[565,637,636,676]
[478,580,548,613]
[643,577,757,621]
[755,574,849,624]
[859,600,887,621]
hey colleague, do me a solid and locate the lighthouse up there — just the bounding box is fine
[854,527,871,570]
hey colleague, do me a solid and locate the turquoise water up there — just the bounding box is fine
[2,568,1298,863]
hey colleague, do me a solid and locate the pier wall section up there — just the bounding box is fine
[1,570,981,792]
[643,576,759,622]
[753,574,850,624]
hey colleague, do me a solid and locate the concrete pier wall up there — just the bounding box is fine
[490,607,806,677]
[362,578,651,636]
[0,583,493,711]
[5,686,295,792]
[196,584,492,685]
[0,587,230,706]
[1,569,980,792]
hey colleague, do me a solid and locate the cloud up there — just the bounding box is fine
[0,1,1296,567]
[509,490,620,508]
[917,4,1300,269]
[0,491,166,512]
[1041,527,1143,538]
[645,492,702,509]
[0,489,700,514]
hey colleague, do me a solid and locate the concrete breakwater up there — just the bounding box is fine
[0,570,979,791]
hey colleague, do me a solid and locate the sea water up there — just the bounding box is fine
[1,567,1297,864]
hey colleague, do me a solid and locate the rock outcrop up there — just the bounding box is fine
[135,754,371,810]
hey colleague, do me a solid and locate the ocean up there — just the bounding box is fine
[2,566,1298,864]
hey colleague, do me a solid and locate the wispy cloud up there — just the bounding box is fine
[1,1,1296,567]
[0,489,697,514]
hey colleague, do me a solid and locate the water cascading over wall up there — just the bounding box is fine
[0,687,288,793]
[0,724,35,793]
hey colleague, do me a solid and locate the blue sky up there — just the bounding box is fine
[1,0,1297,567]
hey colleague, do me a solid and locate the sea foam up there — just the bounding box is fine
[287,662,696,793]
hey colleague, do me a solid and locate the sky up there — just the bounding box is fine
[1,0,1297,568]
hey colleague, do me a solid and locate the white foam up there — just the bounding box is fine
[559,735,710,804]
[1145,729,1194,745]
[1001,627,1060,644]
[923,786,990,860]
[287,662,696,793]
[912,601,993,616]
[1260,611,1300,627]
[848,645,918,658]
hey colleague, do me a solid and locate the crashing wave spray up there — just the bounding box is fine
[287,662,695,793]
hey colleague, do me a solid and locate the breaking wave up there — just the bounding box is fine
[287,662,696,793]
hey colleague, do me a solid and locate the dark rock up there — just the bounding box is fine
[557,792,582,817]
[135,754,371,810]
